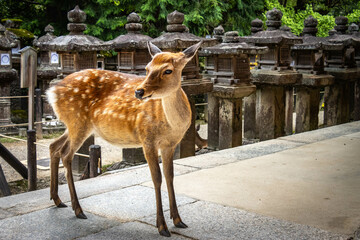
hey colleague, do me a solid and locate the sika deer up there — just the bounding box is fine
[47,41,202,237]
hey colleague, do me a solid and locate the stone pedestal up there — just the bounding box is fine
[72,135,94,177]
[123,147,145,164]
[295,74,334,133]
[180,80,213,157]
[284,87,294,135]
[324,68,358,126]
[243,92,257,139]
[252,70,302,141]
[208,84,255,150]
[295,86,320,133]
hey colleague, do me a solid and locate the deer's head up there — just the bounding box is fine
[135,41,202,100]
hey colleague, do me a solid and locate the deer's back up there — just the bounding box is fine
[47,69,170,147]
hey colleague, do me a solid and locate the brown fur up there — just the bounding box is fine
[47,42,202,237]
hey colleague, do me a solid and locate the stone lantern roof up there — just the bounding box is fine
[292,16,323,50]
[200,31,268,56]
[324,16,360,47]
[109,12,152,50]
[239,8,302,45]
[41,6,109,52]
[0,24,17,50]
[33,24,56,47]
[151,10,217,49]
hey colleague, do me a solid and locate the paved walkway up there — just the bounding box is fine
[1,121,360,239]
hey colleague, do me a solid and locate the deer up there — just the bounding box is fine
[46,41,202,237]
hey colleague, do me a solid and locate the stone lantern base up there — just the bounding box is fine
[246,70,302,141]
[324,68,359,126]
[208,83,256,150]
[295,74,334,133]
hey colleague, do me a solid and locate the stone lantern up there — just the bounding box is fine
[0,24,18,131]
[33,24,60,116]
[239,8,302,141]
[203,25,224,79]
[291,16,334,133]
[41,6,109,76]
[322,16,360,125]
[151,10,217,158]
[200,31,268,150]
[110,12,152,75]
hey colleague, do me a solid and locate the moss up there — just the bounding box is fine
[7,28,35,39]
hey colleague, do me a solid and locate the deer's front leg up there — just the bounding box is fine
[143,145,170,237]
[161,146,188,228]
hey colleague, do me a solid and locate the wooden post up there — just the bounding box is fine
[19,46,37,131]
[0,143,28,179]
[89,145,101,178]
[27,129,37,191]
[35,88,43,139]
[0,164,11,196]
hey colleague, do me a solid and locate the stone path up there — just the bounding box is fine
[0,121,359,239]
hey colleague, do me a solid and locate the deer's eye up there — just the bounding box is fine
[164,69,172,75]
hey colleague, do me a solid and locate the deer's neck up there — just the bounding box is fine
[161,88,191,130]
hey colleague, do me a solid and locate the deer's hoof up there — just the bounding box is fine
[76,212,87,219]
[159,229,171,237]
[57,202,67,208]
[175,221,188,228]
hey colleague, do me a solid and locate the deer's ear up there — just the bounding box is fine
[147,42,162,58]
[182,41,203,63]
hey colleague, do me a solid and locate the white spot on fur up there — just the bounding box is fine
[73,88,79,93]
[99,77,105,82]
[83,77,90,83]
[115,74,119,77]
[69,97,74,102]
[94,109,100,117]
[85,89,90,94]
[75,76,83,81]
[82,94,86,99]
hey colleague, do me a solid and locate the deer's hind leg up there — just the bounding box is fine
[50,131,69,208]
[61,126,93,219]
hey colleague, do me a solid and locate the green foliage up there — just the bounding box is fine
[264,0,337,37]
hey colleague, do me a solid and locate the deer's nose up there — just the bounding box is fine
[135,89,145,99]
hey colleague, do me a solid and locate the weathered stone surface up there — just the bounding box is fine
[324,84,342,126]
[144,201,346,240]
[298,74,334,87]
[200,42,268,56]
[0,207,119,240]
[180,97,196,158]
[251,18,263,35]
[334,16,348,34]
[256,86,285,141]
[218,98,242,149]
[80,185,196,221]
[251,70,302,86]
[212,84,256,99]
[33,24,56,47]
[244,92,257,139]
[207,93,219,150]
[284,87,293,135]
[167,10,184,25]
[0,24,17,50]
[295,87,320,133]
[122,147,146,164]
[67,5,86,23]
[181,80,213,95]
[77,221,189,240]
